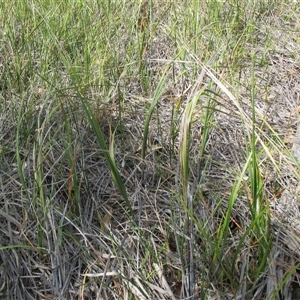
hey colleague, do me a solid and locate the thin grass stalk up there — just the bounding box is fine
[200,93,216,158]
[268,260,300,300]
[178,67,207,296]
[32,141,46,248]
[191,56,282,173]
[59,100,80,215]
[213,156,249,287]
[248,78,272,291]
[79,94,133,217]
[16,101,29,200]
[249,73,262,220]
[142,64,171,159]
[33,99,57,248]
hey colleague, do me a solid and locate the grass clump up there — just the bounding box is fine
[1,0,300,299]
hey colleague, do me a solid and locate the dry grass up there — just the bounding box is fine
[1,1,300,299]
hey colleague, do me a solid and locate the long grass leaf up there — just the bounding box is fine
[142,65,171,159]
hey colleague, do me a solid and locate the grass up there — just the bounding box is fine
[1,0,300,299]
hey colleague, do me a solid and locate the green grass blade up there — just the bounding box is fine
[80,96,133,217]
[142,65,171,159]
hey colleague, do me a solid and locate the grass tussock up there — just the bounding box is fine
[1,0,300,299]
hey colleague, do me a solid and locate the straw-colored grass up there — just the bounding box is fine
[1,1,300,299]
